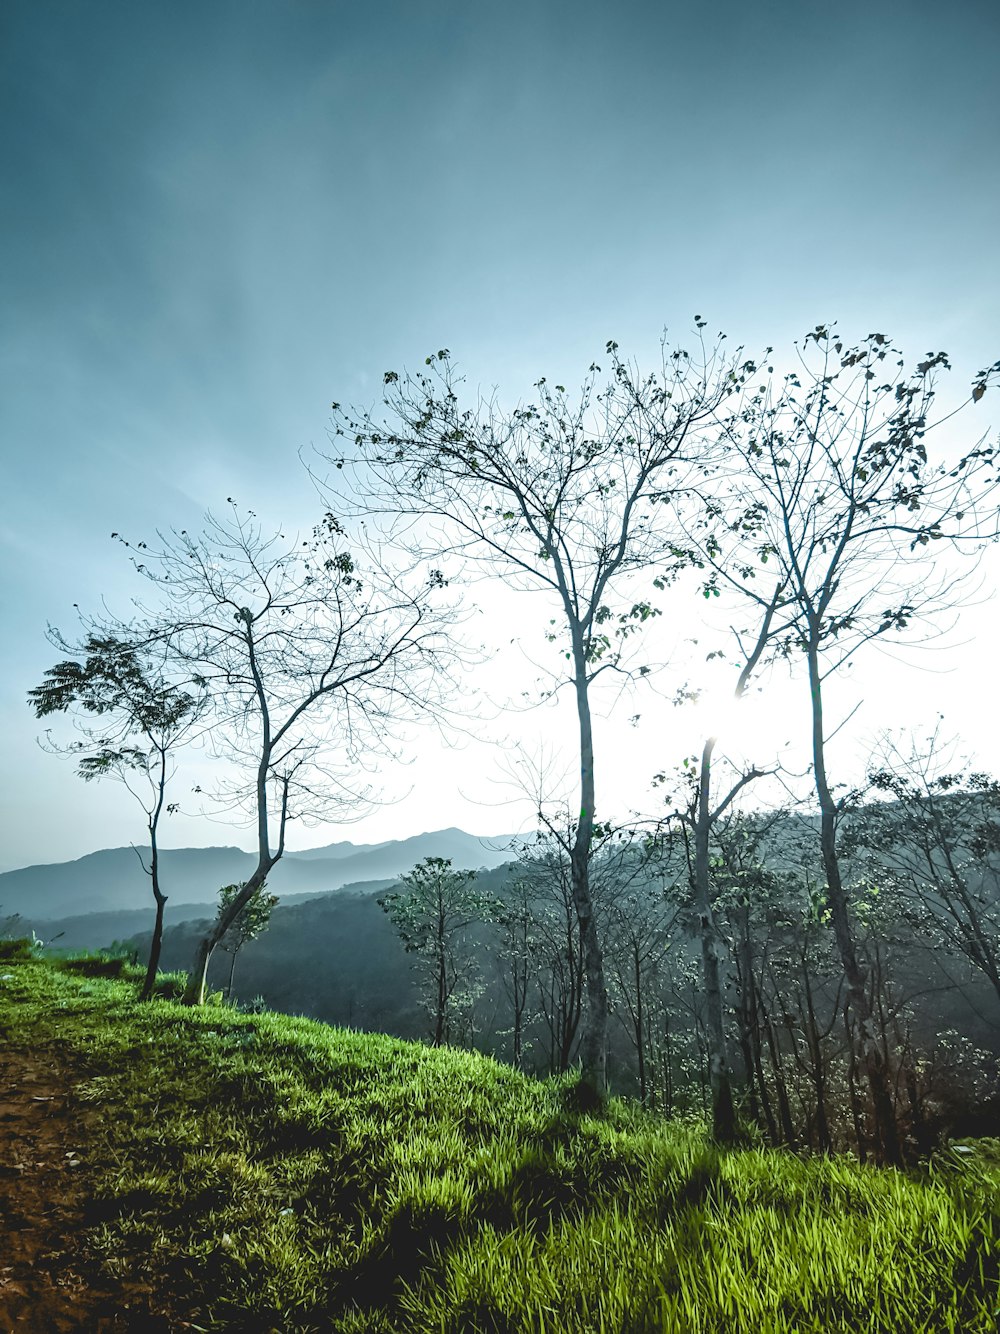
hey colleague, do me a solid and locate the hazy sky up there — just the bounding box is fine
[3,0,999,872]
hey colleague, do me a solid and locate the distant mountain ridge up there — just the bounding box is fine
[285,840,384,862]
[0,828,521,921]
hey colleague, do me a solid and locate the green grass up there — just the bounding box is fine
[1,953,998,1332]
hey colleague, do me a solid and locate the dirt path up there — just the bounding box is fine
[0,1046,178,1333]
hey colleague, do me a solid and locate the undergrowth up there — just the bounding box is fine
[1,953,998,1332]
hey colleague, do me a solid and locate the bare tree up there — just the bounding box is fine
[848,732,1000,1011]
[116,505,458,1004]
[658,581,788,1142]
[490,874,539,1071]
[518,838,587,1076]
[28,631,204,999]
[685,327,1000,1162]
[605,880,680,1105]
[323,329,757,1099]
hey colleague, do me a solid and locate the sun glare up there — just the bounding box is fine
[686,685,780,759]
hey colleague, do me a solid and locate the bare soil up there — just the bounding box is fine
[0,1045,181,1333]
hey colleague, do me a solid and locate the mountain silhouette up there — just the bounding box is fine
[0,828,521,921]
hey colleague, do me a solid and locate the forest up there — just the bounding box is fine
[27,324,1000,1176]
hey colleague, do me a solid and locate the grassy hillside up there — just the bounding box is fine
[1,950,998,1333]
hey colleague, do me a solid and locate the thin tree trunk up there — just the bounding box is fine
[753,1029,778,1146]
[891,1014,925,1155]
[435,945,446,1047]
[924,801,1000,1004]
[662,1015,673,1117]
[731,920,757,1122]
[633,945,647,1105]
[183,860,274,1004]
[807,643,901,1166]
[185,658,283,1007]
[186,935,214,1007]
[764,1016,797,1147]
[802,969,832,1154]
[142,890,167,1002]
[736,918,777,1140]
[570,638,608,1103]
[746,958,779,1144]
[434,891,447,1046]
[844,1005,868,1163]
[140,764,167,1002]
[693,737,737,1144]
[736,1016,759,1124]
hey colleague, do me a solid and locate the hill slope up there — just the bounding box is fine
[1,951,997,1333]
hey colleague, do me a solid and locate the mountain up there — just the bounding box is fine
[283,828,518,886]
[0,829,521,921]
[283,840,384,861]
[0,846,255,921]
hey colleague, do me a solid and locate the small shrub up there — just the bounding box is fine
[555,1071,606,1117]
[103,940,141,965]
[0,937,36,963]
[151,972,188,1000]
[57,954,134,979]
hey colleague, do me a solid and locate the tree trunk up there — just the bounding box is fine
[734,914,776,1139]
[183,860,274,1005]
[555,954,583,1073]
[731,924,754,1101]
[807,643,901,1166]
[764,1015,797,1147]
[185,935,214,1007]
[801,968,832,1153]
[434,946,446,1047]
[893,1017,926,1155]
[844,1005,868,1163]
[184,710,283,1008]
[140,810,166,1002]
[141,890,167,1002]
[661,1014,674,1117]
[570,637,607,1103]
[693,738,737,1144]
[753,1031,778,1146]
[633,946,647,1105]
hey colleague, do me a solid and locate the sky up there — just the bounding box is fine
[2,0,999,873]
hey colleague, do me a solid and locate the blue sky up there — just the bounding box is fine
[2,0,999,871]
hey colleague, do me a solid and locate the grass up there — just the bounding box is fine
[1,951,998,1332]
